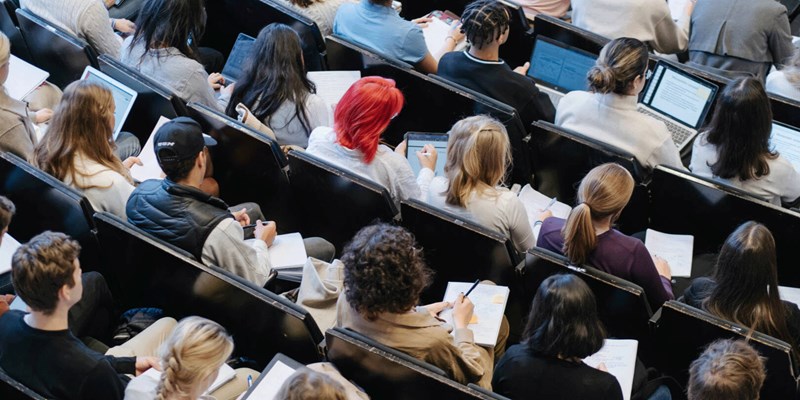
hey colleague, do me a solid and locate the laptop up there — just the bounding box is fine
[221,33,256,85]
[771,121,800,172]
[638,61,718,151]
[81,66,138,141]
[527,35,598,106]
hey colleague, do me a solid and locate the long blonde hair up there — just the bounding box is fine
[155,317,234,400]
[274,369,347,400]
[562,164,634,265]
[32,80,134,188]
[0,32,9,67]
[443,115,511,207]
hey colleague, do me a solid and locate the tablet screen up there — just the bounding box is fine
[406,133,448,176]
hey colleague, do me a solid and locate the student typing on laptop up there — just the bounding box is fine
[555,38,686,172]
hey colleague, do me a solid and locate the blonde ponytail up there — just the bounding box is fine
[562,203,597,265]
[588,38,649,95]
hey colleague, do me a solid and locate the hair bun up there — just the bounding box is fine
[588,64,616,94]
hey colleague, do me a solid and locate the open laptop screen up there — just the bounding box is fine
[641,61,717,129]
[527,36,597,93]
[81,66,138,141]
[221,33,256,84]
[771,121,800,172]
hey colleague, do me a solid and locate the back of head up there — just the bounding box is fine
[443,115,510,207]
[133,0,206,61]
[562,163,634,265]
[0,195,15,233]
[460,0,510,49]
[11,231,80,315]
[522,274,605,358]
[688,339,766,400]
[341,223,432,320]
[587,38,648,95]
[333,77,404,163]
[705,77,774,181]
[274,369,347,400]
[0,31,9,68]
[155,316,234,400]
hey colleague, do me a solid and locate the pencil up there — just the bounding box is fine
[464,279,480,298]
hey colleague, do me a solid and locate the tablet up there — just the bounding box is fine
[405,132,448,176]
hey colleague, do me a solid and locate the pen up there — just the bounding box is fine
[543,197,557,211]
[247,375,252,388]
[463,279,480,298]
[420,151,432,157]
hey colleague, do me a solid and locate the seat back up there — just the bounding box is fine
[532,14,608,55]
[650,301,798,400]
[0,0,30,62]
[0,152,100,270]
[497,0,534,67]
[522,247,653,341]
[650,165,800,287]
[186,103,295,230]
[399,199,518,303]
[781,0,800,21]
[0,368,45,400]
[325,328,499,399]
[287,150,398,252]
[92,212,325,365]
[97,55,187,145]
[16,9,98,88]
[769,92,800,129]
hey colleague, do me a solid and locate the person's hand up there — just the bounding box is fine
[412,16,433,28]
[122,156,142,170]
[653,255,672,280]
[452,293,474,330]
[254,220,277,246]
[231,208,250,227]
[424,301,451,318]
[394,139,407,155]
[416,144,438,171]
[220,83,235,98]
[0,294,14,316]
[33,108,52,124]
[447,21,465,43]
[514,62,530,75]
[103,0,115,8]
[114,19,136,34]
[207,73,225,90]
[537,209,553,222]
[135,356,161,376]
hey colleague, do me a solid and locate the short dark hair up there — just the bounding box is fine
[11,231,81,315]
[0,195,15,230]
[341,223,433,320]
[162,153,199,182]
[522,274,605,358]
[460,0,510,49]
[688,339,766,400]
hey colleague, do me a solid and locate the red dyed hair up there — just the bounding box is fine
[334,77,404,163]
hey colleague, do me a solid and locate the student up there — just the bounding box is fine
[120,0,231,112]
[437,0,555,130]
[21,0,135,58]
[555,37,685,172]
[690,77,800,206]
[537,163,674,310]
[32,80,139,220]
[124,316,258,400]
[274,369,348,400]
[278,0,350,36]
[571,0,693,55]
[0,231,176,400]
[766,51,800,101]
[493,274,622,399]
[681,222,800,348]
[306,77,437,207]
[333,0,464,73]
[224,24,329,148]
[688,0,793,81]
[336,223,502,389]
[427,115,534,254]
[687,339,766,400]
[127,117,334,286]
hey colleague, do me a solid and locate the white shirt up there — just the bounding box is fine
[202,218,271,286]
[305,126,434,208]
[766,70,800,102]
[555,91,686,172]
[21,0,122,58]
[427,177,534,254]
[124,370,215,400]
[689,132,800,205]
[63,152,135,220]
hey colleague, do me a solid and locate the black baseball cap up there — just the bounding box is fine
[154,117,217,167]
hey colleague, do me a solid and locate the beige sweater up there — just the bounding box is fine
[21,0,122,58]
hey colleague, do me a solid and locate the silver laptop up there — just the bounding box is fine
[221,33,256,85]
[527,35,598,107]
[81,66,138,142]
[638,61,718,151]
[771,121,800,172]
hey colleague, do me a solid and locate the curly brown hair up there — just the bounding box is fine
[341,223,433,321]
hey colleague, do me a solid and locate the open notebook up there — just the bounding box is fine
[438,282,509,346]
[0,232,20,276]
[241,353,304,399]
[584,339,638,400]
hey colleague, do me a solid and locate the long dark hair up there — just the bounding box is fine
[522,274,606,359]
[225,23,316,134]
[131,0,207,63]
[704,77,777,181]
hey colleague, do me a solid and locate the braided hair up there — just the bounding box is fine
[460,0,510,50]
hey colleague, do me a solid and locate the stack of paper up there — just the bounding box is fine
[584,339,639,400]
[644,229,694,278]
[439,282,509,346]
[130,116,170,183]
[268,232,308,281]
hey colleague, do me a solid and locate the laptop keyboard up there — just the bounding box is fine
[638,107,692,148]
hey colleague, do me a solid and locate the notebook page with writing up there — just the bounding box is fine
[583,339,638,400]
[6,55,49,101]
[439,282,509,346]
[269,233,307,269]
[130,116,170,182]
[0,233,20,275]
[307,71,361,116]
[423,13,467,57]
[644,229,694,278]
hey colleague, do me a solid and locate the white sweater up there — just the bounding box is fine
[64,152,135,219]
[21,0,122,58]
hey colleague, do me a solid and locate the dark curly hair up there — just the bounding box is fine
[341,223,433,321]
[460,0,510,50]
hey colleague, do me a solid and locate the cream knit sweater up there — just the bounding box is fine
[21,0,122,58]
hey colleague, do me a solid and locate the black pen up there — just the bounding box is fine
[463,279,480,298]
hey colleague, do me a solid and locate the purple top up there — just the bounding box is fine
[537,217,674,310]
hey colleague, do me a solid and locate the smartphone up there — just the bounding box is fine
[405,132,448,176]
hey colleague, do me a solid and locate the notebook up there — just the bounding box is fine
[583,339,638,400]
[6,55,49,101]
[241,353,304,400]
[644,228,694,278]
[268,232,308,282]
[81,66,138,141]
[0,232,20,275]
[423,10,467,56]
[439,282,510,346]
[306,70,361,113]
[770,121,800,173]
[527,35,598,106]
[638,61,718,151]
[129,116,171,182]
[221,33,256,85]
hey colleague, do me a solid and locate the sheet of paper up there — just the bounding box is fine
[770,123,800,173]
[423,16,467,57]
[0,233,20,275]
[269,232,308,269]
[439,282,509,346]
[518,184,572,228]
[244,361,298,399]
[583,339,639,400]
[644,228,694,278]
[779,286,800,308]
[6,55,49,101]
[307,71,361,114]
[668,0,689,21]
[130,116,170,182]
[142,363,235,395]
